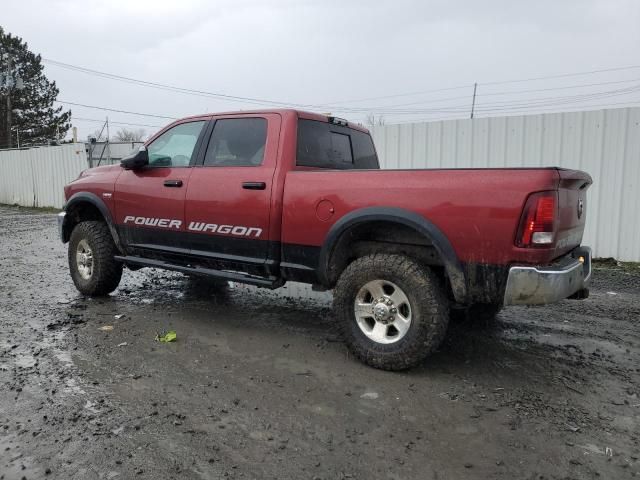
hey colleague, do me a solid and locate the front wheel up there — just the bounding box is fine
[68,221,123,296]
[333,254,449,371]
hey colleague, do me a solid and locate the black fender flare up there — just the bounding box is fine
[318,207,467,303]
[62,192,123,252]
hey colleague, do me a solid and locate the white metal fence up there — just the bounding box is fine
[0,144,87,209]
[371,107,640,262]
[87,141,143,167]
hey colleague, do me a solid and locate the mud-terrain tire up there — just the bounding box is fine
[68,221,122,296]
[333,254,449,371]
[450,303,502,327]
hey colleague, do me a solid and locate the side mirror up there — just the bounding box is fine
[121,147,149,170]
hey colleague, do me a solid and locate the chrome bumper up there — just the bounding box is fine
[57,211,66,242]
[503,247,592,306]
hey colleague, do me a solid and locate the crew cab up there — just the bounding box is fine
[58,109,592,370]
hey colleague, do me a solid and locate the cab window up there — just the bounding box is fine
[296,119,379,169]
[147,121,205,167]
[203,118,267,167]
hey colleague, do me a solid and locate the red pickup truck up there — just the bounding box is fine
[59,109,592,370]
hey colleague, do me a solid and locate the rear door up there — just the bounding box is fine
[114,120,208,254]
[184,114,280,267]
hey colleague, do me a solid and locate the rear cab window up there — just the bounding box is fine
[296,118,379,170]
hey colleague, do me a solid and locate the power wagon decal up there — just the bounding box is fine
[124,216,181,229]
[123,216,262,238]
[187,222,262,238]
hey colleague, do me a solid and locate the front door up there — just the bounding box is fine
[185,114,280,267]
[114,120,208,255]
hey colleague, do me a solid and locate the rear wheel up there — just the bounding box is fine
[333,254,449,371]
[68,221,122,296]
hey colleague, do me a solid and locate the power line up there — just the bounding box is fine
[43,57,474,112]
[43,58,315,109]
[331,84,640,115]
[319,65,640,106]
[72,116,163,129]
[479,77,640,97]
[387,100,640,124]
[57,100,176,120]
[45,57,640,128]
[56,92,465,118]
[329,94,472,110]
[474,85,640,112]
[322,84,475,106]
[44,57,640,118]
[63,82,639,125]
[358,77,640,111]
[482,65,640,86]
[474,100,640,118]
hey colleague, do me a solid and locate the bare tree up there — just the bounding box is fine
[112,128,147,142]
[365,114,386,127]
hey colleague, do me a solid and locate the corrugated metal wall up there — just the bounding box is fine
[370,107,640,262]
[0,144,87,208]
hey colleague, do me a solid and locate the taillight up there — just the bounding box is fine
[516,191,557,247]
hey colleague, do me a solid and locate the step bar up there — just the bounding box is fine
[114,255,283,289]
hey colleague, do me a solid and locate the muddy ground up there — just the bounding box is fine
[0,204,639,480]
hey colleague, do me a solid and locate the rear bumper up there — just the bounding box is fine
[503,246,592,306]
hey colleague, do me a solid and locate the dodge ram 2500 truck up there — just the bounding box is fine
[59,109,592,370]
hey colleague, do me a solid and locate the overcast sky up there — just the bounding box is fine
[3,0,640,139]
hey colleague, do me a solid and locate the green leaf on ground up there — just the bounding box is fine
[155,330,177,343]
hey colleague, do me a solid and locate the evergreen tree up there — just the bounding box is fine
[0,26,71,148]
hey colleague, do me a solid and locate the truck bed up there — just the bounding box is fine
[282,167,590,267]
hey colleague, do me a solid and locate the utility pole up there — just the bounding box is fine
[92,118,107,167]
[470,82,477,119]
[106,116,111,163]
[4,56,11,148]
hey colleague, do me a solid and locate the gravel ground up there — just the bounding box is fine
[1,204,639,480]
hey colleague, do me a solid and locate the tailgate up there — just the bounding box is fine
[555,169,592,256]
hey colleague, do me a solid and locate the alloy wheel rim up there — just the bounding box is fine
[354,279,412,344]
[76,239,94,280]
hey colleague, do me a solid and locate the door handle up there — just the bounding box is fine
[164,179,183,187]
[242,182,266,190]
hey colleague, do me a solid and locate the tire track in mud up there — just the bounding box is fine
[1,205,639,479]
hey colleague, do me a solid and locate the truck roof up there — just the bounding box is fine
[177,108,370,134]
